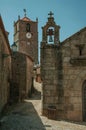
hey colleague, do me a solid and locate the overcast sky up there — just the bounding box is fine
[0,0,86,45]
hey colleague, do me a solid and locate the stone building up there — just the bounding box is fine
[41,12,86,121]
[10,50,33,102]
[0,16,11,115]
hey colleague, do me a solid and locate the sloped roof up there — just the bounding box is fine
[0,15,11,53]
[61,27,86,45]
[21,16,31,22]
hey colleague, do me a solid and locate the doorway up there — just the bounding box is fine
[82,80,86,121]
[9,82,19,103]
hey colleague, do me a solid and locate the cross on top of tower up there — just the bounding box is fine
[48,11,54,18]
[23,9,27,17]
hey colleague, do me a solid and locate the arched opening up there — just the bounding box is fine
[82,80,86,121]
[47,26,54,44]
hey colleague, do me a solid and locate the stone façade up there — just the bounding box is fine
[61,27,86,121]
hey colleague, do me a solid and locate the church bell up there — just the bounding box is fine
[49,35,53,42]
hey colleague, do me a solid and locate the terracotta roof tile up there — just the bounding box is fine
[21,17,31,22]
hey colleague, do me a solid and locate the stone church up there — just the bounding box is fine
[41,12,86,121]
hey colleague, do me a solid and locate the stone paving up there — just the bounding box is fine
[0,81,86,130]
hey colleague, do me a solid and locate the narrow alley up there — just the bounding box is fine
[0,81,86,130]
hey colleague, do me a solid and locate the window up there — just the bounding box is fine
[26,23,30,32]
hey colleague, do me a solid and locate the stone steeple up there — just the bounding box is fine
[41,11,60,45]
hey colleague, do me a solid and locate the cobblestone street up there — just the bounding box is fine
[0,81,86,130]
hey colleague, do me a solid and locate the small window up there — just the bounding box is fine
[79,49,82,56]
[75,44,85,56]
[14,24,17,34]
[26,23,30,32]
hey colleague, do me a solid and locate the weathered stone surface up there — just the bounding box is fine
[11,52,33,102]
[62,28,86,121]
[67,110,82,121]
[0,16,11,115]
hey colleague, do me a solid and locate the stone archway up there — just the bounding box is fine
[71,71,86,121]
[82,80,86,121]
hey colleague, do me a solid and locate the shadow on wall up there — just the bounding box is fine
[29,80,42,100]
[0,101,46,130]
[29,87,41,100]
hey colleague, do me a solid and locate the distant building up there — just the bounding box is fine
[0,16,11,115]
[41,12,86,121]
[13,14,38,65]
[34,65,42,83]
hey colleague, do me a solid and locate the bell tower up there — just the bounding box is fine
[13,10,38,64]
[41,12,62,117]
[41,11,60,45]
